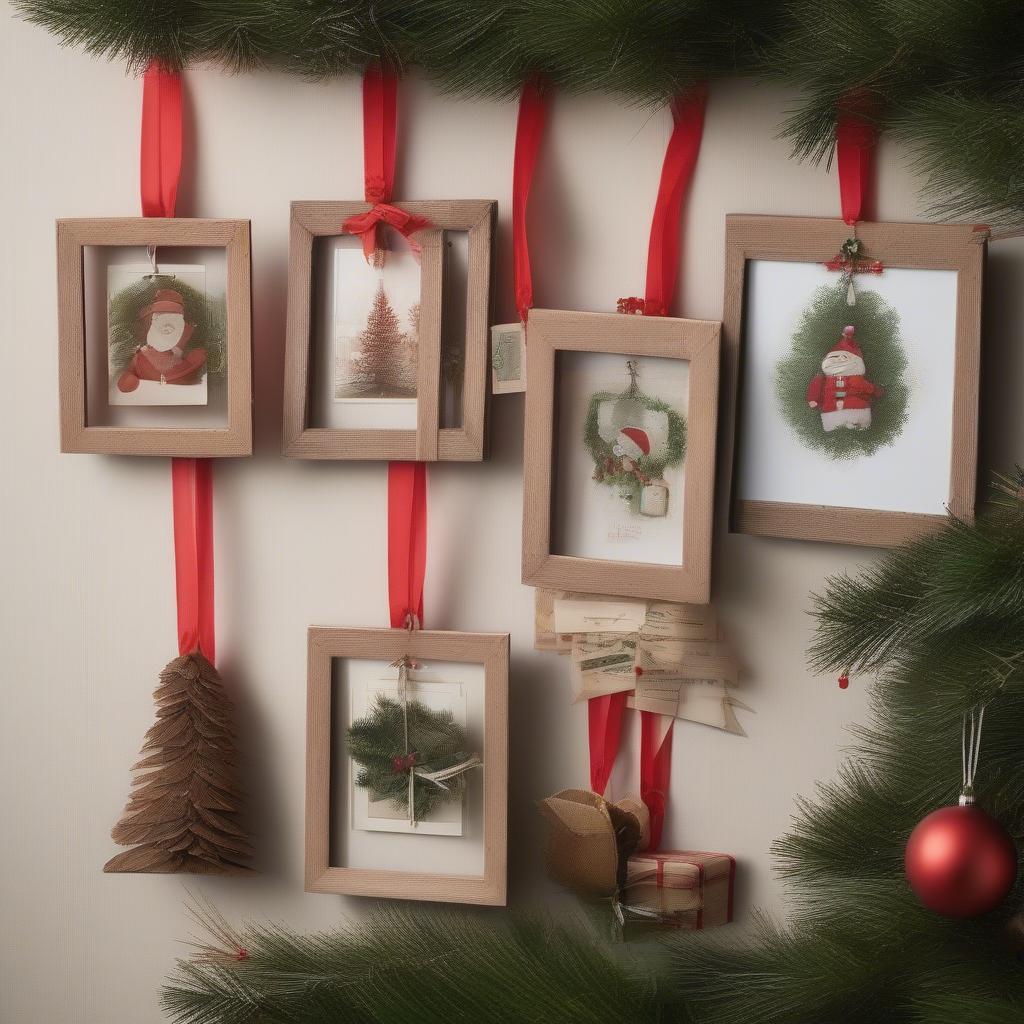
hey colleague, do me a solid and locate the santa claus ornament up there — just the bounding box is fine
[806,326,884,433]
[905,705,1018,918]
[584,360,685,518]
[774,281,909,460]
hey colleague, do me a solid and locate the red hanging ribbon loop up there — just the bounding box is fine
[346,65,430,262]
[512,77,548,324]
[141,63,215,665]
[171,458,215,662]
[388,462,427,630]
[643,84,708,317]
[587,691,628,796]
[836,93,877,227]
[140,61,182,219]
[640,712,674,852]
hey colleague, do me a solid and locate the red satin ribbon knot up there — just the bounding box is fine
[343,202,432,263]
[388,462,427,631]
[836,92,877,226]
[353,65,431,262]
[512,77,548,323]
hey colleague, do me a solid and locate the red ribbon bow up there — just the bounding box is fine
[343,202,431,263]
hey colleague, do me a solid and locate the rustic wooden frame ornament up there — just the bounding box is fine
[305,626,509,906]
[56,217,253,457]
[283,200,496,461]
[722,215,986,547]
[522,309,721,604]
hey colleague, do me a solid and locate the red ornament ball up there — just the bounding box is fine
[904,803,1017,918]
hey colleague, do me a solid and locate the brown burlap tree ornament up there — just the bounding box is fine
[104,652,253,874]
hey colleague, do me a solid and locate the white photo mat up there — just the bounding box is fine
[331,657,486,877]
[552,351,689,566]
[737,260,958,515]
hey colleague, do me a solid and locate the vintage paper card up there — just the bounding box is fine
[107,264,211,407]
[553,597,648,636]
[635,639,739,679]
[641,602,719,640]
[350,676,466,836]
[491,322,526,394]
[629,674,751,734]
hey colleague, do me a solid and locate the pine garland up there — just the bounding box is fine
[13,1,1024,224]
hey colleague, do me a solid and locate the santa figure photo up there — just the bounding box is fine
[805,326,884,432]
[111,288,209,406]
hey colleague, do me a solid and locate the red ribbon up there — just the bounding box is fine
[587,691,628,795]
[387,462,427,630]
[836,94,876,227]
[640,711,674,852]
[344,65,430,262]
[140,61,182,219]
[141,62,216,664]
[512,77,548,323]
[643,85,708,317]
[171,458,215,662]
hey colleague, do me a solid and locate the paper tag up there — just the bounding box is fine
[629,676,749,734]
[641,602,719,640]
[553,598,647,635]
[491,322,526,394]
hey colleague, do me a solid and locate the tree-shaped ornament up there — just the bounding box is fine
[584,360,686,518]
[104,652,252,874]
[347,657,481,825]
[345,281,417,398]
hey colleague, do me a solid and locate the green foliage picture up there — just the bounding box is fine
[774,282,909,460]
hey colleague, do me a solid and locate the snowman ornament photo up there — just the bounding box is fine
[805,326,884,433]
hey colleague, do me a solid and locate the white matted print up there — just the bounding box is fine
[553,351,689,566]
[106,264,210,406]
[350,674,467,837]
[332,657,486,877]
[737,260,958,515]
[330,242,421,430]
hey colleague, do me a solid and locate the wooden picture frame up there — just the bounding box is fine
[56,217,252,457]
[722,216,986,547]
[283,200,496,461]
[305,626,509,906]
[522,309,721,604]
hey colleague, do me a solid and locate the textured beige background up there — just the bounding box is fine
[3,6,1023,1021]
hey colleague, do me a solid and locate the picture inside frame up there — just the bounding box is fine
[329,655,486,874]
[308,228,469,432]
[736,258,959,516]
[82,245,229,428]
[552,350,689,566]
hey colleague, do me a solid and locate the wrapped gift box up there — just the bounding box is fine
[624,850,735,929]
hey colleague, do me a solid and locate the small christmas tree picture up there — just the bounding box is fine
[335,280,418,400]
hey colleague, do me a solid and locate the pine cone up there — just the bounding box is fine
[104,652,253,875]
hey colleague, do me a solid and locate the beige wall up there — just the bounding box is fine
[3,6,1023,1021]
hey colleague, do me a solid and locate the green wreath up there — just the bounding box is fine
[347,696,478,821]
[774,282,909,460]
[107,276,227,381]
[583,375,687,506]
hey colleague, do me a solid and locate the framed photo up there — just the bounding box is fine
[56,218,252,457]
[305,627,509,906]
[283,200,496,461]
[723,216,986,546]
[522,309,721,604]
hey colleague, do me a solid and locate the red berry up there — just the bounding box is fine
[838,675,850,690]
